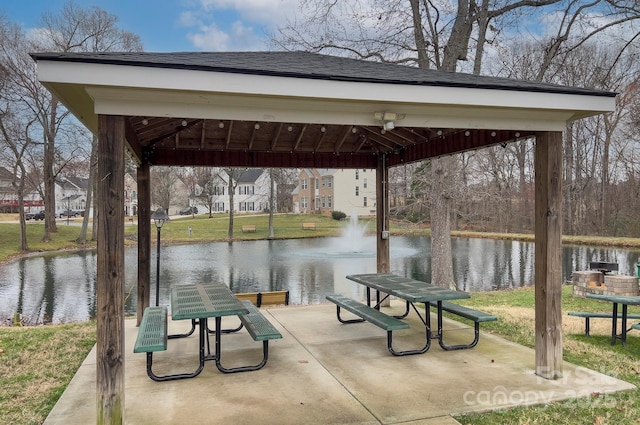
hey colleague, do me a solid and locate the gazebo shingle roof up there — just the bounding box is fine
[32,51,614,97]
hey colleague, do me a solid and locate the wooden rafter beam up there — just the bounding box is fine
[270,123,283,151]
[335,126,353,153]
[225,121,234,148]
[200,119,206,149]
[248,123,259,150]
[313,129,327,152]
[293,124,307,151]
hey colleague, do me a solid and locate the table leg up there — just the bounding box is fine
[622,304,628,347]
[611,303,618,345]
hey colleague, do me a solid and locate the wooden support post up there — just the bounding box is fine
[376,155,391,306]
[96,115,126,424]
[534,131,563,379]
[376,155,390,273]
[136,161,151,326]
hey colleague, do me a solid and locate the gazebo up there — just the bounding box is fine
[32,51,616,423]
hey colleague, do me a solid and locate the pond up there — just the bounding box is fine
[1,235,639,325]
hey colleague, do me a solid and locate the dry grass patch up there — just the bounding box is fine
[0,322,96,425]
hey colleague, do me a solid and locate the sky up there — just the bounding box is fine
[0,0,298,51]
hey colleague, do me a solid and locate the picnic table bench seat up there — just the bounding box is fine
[134,306,168,354]
[134,306,198,382]
[326,294,434,356]
[568,311,640,336]
[216,300,282,373]
[241,224,256,232]
[301,222,316,230]
[428,300,497,350]
[326,294,409,331]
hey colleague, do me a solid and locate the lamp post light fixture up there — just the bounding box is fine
[151,207,169,306]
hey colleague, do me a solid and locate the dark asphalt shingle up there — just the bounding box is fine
[31,51,615,97]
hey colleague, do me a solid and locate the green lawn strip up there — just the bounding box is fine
[0,322,96,425]
[452,285,640,425]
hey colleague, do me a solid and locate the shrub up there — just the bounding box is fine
[332,211,346,221]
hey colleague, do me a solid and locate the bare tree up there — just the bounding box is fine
[0,2,142,242]
[224,168,248,240]
[151,167,179,213]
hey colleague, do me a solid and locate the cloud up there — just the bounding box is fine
[198,0,298,26]
[187,20,265,51]
[180,0,299,50]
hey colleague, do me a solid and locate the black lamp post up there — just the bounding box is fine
[151,207,169,306]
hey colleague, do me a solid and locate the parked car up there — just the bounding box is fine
[59,209,81,218]
[179,206,198,215]
[26,210,45,220]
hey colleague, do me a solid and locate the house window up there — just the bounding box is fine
[214,186,225,195]
[240,202,255,211]
[355,170,359,180]
[301,197,308,209]
[355,186,359,196]
[363,178,367,189]
[321,197,326,208]
[132,190,137,201]
[322,177,332,188]
[315,197,320,209]
[315,179,319,189]
[364,197,367,207]
[239,186,254,195]
[214,202,224,211]
[301,179,308,190]
[328,196,332,208]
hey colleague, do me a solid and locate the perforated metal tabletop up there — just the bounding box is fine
[171,283,249,320]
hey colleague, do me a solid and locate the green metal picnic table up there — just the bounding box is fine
[586,293,640,346]
[346,273,471,351]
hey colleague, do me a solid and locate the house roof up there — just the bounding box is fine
[32,51,613,97]
[236,168,264,183]
[31,51,617,169]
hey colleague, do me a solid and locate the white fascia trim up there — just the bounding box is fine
[86,86,573,131]
[38,60,615,115]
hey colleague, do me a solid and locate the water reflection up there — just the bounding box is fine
[1,236,639,325]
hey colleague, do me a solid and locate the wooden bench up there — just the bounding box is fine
[241,224,256,232]
[215,300,282,373]
[327,294,422,355]
[301,222,316,230]
[568,311,640,336]
[236,290,289,307]
[429,301,497,350]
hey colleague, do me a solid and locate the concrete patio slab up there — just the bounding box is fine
[45,302,635,425]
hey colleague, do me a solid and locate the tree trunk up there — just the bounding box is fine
[77,135,97,244]
[227,172,235,240]
[42,99,60,241]
[430,157,456,290]
[268,169,275,239]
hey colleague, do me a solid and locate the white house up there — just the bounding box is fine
[55,176,88,215]
[195,168,274,214]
